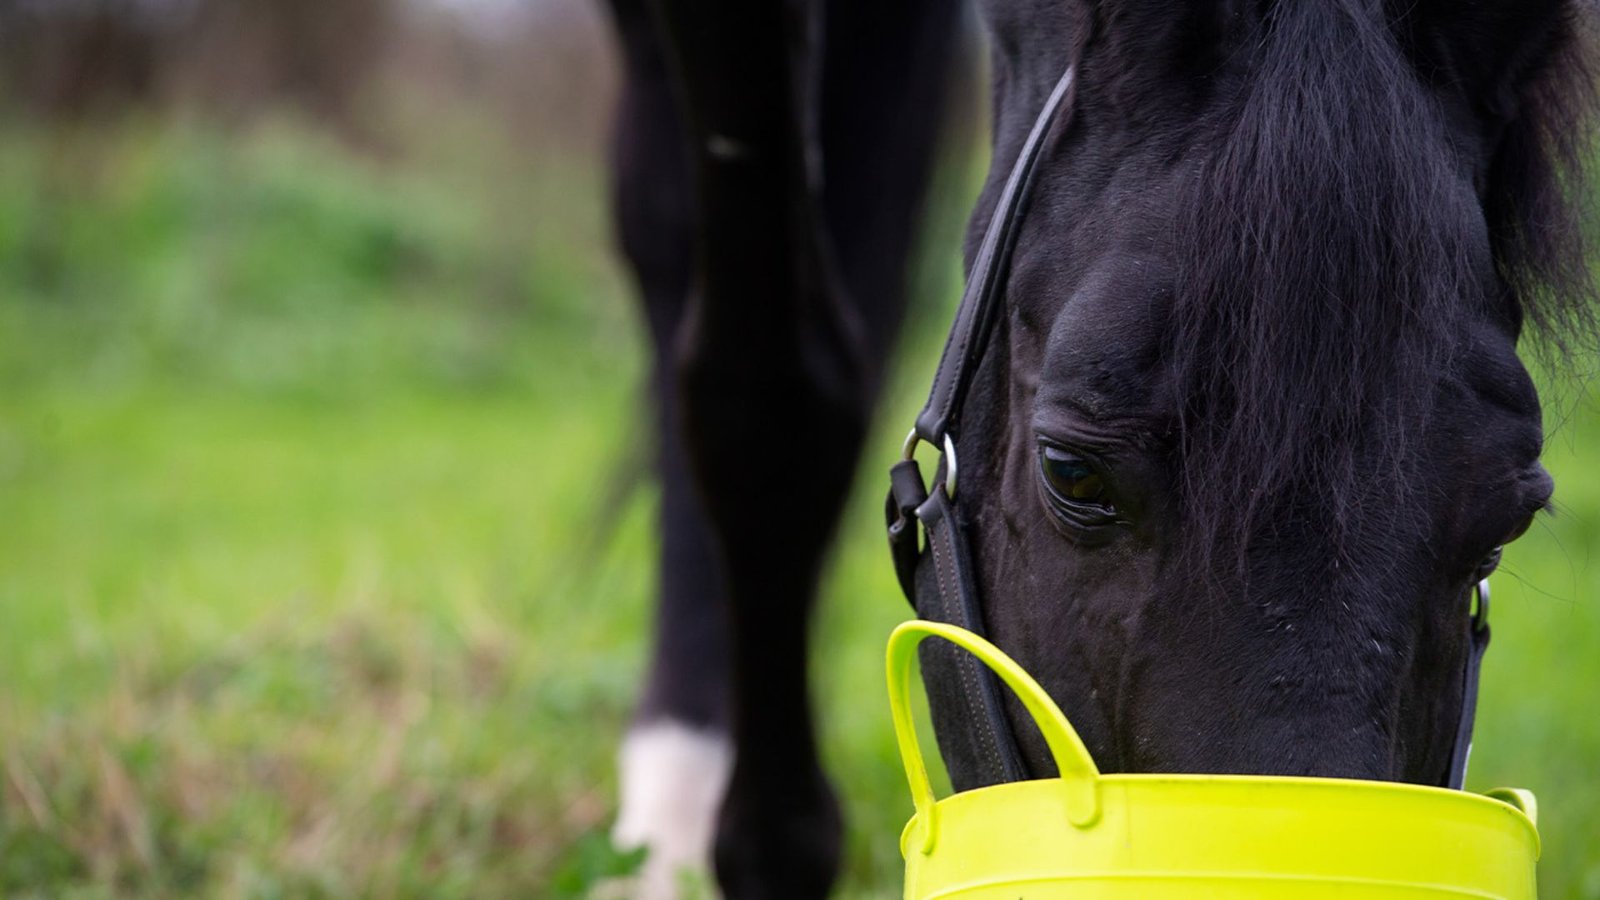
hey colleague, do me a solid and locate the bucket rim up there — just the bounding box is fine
[901,774,1542,863]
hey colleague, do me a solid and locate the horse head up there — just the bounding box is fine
[924,0,1595,788]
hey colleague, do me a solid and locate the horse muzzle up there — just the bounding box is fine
[887,620,1539,900]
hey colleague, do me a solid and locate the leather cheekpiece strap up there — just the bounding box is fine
[887,459,929,603]
[913,66,1076,445]
[913,486,1029,788]
[884,65,1079,789]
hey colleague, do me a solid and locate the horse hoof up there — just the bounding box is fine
[712,767,842,900]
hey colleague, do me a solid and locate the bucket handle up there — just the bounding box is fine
[887,620,1102,854]
[1484,788,1538,828]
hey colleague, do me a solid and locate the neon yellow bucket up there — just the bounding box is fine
[888,620,1541,899]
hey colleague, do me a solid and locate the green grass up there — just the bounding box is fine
[1,115,1598,898]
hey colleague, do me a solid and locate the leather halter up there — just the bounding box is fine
[885,64,1492,791]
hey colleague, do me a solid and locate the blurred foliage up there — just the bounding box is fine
[0,0,612,152]
[548,830,647,898]
[0,119,622,399]
[0,0,392,127]
[0,104,646,894]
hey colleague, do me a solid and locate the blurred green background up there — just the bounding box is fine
[0,1,1596,897]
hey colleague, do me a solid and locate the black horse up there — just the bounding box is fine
[601,1,1596,897]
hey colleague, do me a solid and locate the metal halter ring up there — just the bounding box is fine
[902,429,959,499]
[1471,577,1491,635]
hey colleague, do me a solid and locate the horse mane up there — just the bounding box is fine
[1488,5,1600,354]
[1160,0,1599,577]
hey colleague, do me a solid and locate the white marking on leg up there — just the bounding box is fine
[608,720,733,900]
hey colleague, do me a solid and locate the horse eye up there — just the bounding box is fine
[1044,452,1104,500]
[1039,444,1117,522]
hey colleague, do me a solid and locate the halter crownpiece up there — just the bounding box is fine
[884,61,1491,791]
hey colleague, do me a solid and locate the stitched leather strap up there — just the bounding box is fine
[882,65,1078,789]
[914,66,1076,445]
[912,486,1028,787]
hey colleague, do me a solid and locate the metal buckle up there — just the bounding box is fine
[1471,577,1490,636]
[902,429,958,499]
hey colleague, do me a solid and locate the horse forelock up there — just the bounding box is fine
[1157,0,1598,583]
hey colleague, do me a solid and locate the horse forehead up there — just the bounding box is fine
[1026,262,1539,450]
[1028,249,1170,419]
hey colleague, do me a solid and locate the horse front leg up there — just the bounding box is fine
[609,0,959,890]
[643,1,860,895]
[604,1,733,896]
